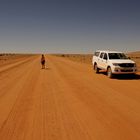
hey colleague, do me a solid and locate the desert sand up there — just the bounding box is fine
[0,54,140,140]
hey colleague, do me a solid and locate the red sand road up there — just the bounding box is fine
[0,55,140,140]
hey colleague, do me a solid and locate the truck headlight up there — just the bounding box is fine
[134,63,137,67]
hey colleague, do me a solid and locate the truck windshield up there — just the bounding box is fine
[108,53,128,59]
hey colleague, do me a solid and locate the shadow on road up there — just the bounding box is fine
[99,72,140,80]
[113,74,140,80]
[41,67,51,70]
[45,67,51,70]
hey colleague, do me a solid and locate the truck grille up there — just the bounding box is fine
[119,63,134,67]
[121,69,133,72]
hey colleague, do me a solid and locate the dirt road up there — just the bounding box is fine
[0,55,140,140]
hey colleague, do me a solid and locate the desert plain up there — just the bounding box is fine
[0,52,140,140]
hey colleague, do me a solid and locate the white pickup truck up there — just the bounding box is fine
[92,50,137,78]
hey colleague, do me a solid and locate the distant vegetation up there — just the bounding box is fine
[54,54,93,64]
[0,53,35,62]
[0,53,16,56]
[54,52,140,71]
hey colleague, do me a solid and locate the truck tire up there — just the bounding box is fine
[107,67,113,78]
[94,64,99,73]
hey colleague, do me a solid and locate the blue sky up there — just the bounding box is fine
[0,0,140,53]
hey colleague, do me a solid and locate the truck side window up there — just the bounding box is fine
[100,53,104,58]
[103,53,107,60]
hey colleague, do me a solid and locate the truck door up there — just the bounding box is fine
[98,52,104,69]
[102,53,108,70]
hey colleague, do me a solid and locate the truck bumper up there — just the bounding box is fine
[112,67,137,74]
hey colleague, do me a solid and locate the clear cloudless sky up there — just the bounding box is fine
[0,0,140,53]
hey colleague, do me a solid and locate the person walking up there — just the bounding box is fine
[41,54,46,69]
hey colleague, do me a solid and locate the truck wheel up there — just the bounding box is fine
[94,64,99,73]
[107,67,113,78]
